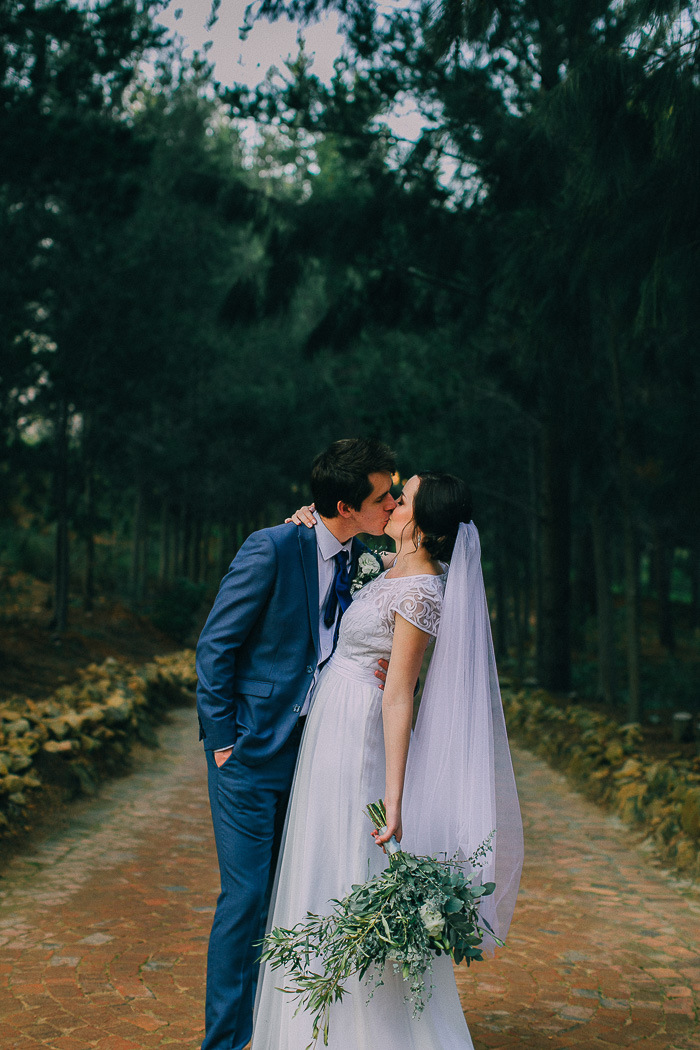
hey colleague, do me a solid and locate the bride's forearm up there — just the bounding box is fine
[382,692,413,807]
[377,615,430,843]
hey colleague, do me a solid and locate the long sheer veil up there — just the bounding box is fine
[402,521,523,950]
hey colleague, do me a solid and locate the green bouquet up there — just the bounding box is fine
[260,800,500,1048]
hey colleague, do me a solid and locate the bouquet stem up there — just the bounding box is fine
[365,799,401,856]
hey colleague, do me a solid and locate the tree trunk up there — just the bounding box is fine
[158,497,172,585]
[590,500,616,706]
[492,548,507,662]
[173,502,183,580]
[130,479,147,605]
[621,524,641,720]
[199,519,212,584]
[219,523,234,579]
[512,565,527,681]
[610,337,642,721]
[690,548,700,630]
[53,399,70,633]
[522,544,533,650]
[81,416,96,613]
[538,416,572,691]
[529,433,543,683]
[141,513,149,600]
[83,465,95,613]
[571,522,595,635]
[182,502,192,579]
[653,528,675,652]
[191,515,203,582]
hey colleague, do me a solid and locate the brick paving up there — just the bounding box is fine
[0,707,698,1049]
[457,750,700,1049]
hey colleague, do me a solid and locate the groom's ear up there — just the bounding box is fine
[336,501,354,519]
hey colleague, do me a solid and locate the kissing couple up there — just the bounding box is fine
[196,437,523,1050]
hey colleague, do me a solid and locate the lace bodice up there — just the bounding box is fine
[332,571,446,676]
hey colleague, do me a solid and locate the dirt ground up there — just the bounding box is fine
[0,574,180,703]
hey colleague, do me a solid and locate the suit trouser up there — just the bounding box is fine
[202,725,302,1050]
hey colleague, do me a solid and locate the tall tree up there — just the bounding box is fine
[235,0,700,711]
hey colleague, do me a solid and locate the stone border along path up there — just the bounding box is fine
[0,706,699,1050]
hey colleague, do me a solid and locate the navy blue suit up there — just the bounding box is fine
[196,523,364,1050]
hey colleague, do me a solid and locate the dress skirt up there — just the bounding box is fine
[251,657,475,1049]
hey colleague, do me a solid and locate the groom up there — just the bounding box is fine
[196,437,397,1050]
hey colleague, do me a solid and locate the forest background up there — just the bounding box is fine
[1,0,699,729]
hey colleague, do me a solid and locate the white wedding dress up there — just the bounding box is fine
[251,570,475,1050]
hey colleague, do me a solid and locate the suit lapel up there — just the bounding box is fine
[299,526,320,657]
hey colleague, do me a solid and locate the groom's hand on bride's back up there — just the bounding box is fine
[375,659,419,695]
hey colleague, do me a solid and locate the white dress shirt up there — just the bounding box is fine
[300,518,353,715]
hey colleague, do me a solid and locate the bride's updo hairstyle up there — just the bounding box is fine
[412,471,472,562]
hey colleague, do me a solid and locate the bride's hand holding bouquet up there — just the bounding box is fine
[371,797,402,852]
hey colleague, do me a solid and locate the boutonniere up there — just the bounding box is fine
[350,551,384,595]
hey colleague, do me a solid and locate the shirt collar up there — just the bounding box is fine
[315,517,353,561]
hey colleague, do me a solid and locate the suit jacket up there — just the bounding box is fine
[195,522,365,766]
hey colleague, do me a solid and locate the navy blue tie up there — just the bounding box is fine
[324,550,352,629]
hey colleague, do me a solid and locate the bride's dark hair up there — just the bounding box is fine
[413,472,472,562]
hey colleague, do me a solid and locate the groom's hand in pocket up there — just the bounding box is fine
[214,747,233,768]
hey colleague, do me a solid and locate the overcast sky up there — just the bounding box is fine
[155,1,429,171]
[156,0,346,87]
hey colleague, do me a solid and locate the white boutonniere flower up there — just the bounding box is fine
[350,551,384,595]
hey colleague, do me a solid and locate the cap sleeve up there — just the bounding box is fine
[391,578,444,636]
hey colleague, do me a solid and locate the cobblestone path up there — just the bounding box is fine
[1,707,699,1050]
[456,751,700,1049]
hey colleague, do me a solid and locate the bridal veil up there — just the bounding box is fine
[402,521,524,949]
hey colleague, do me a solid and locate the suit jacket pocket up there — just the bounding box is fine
[232,677,274,697]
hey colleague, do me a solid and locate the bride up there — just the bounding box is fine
[252,471,523,1049]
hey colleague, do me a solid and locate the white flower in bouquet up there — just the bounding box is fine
[419,902,445,938]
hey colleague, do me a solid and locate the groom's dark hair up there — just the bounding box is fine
[311,439,396,518]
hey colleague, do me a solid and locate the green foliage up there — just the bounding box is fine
[0,652,197,839]
[149,579,206,643]
[0,524,55,584]
[225,0,700,706]
[503,684,700,874]
[1,0,699,707]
